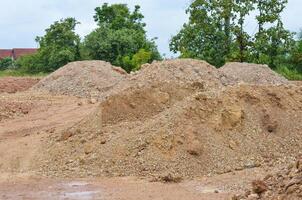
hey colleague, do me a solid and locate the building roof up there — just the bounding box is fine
[12,48,38,60]
[0,48,38,60]
[0,49,13,59]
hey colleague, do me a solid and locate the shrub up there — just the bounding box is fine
[0,57,14,70]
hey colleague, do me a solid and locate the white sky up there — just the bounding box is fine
[0,0,301,57]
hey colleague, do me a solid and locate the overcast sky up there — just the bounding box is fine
[0,0,301,57]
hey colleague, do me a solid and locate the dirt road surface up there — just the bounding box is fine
[0,167,266,200]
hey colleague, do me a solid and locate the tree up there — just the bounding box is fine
[252,0,294,68]
[36,18,81,72]
[17,18,81,73]
[230,0,255,62]
[171,0,293,69]
[170,0,237,67]
[82,3,161,72]
[291,30,302,73]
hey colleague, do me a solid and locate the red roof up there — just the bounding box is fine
[0,49,13,59]
[0,48,38,60]
[12,48,38,60]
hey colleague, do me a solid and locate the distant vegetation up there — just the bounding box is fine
[170,0,302,80]
[0,1,301,80]
[15,3,161,74]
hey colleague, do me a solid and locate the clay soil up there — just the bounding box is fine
[0,77,40,94]
[0,60,301,200]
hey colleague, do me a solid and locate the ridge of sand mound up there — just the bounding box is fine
[33,60,127,98]
[33,59,225,100]
[220,62,288,85]
[36,84,302,179]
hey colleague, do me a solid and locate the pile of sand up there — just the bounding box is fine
[33,60,127,98]
[220,62,289,85]
[234,158,302,200]
[34,59,225,101]
[35,77,302,179]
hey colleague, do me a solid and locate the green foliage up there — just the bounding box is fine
[83,3,161,72]
[94,3,145,32]
[276,65,302,80]
[170,0,229,67]
[0,57,14,70]
[170,0,295,70]
[291,30,302,73]
[122,49,152,71]
[36,17,81,72]
[15,54,42,73]
[17,18,81,73]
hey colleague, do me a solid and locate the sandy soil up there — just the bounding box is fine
[0,168,266,200]
[0,77,40,93]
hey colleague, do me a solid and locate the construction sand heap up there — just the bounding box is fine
[220,62,289,85]
[36,84,302,179]
[2,59,299,181]
[234,158,302,200]
[34,59,226,100]
[33,60,127,98]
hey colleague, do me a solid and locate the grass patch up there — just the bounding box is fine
[276,66,302,81]
[0,69,48,77]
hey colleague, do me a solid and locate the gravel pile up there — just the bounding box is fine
[30,59,302,180]
[234,158,302,200]
[37,83,302,179]
[33,60,127,98]
[220,62,289,85]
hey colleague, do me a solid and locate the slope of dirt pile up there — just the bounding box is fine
[99,59,225,122]
[33,60,127,98]
[0,77,40,93]
[220,62,288,85]
[234,157,302,200]
[36,84,302,179]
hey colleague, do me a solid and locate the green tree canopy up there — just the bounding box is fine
[82,3,161,72]
[170,0,294,69]
[17,18,81,73]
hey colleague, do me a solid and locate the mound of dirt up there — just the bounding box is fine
[220,62,289,85]
[234,157,302,200]
[33,60,127,98]
[0,77,40,93]
[36,84,302,179]
[34,59,226,101]
[3,59,301,183]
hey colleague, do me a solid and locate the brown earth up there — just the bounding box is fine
[234,157,302,200]
[0,59,301,199]
[0,77,40,93]
[0,168,267,200]
[37,84,302,179]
